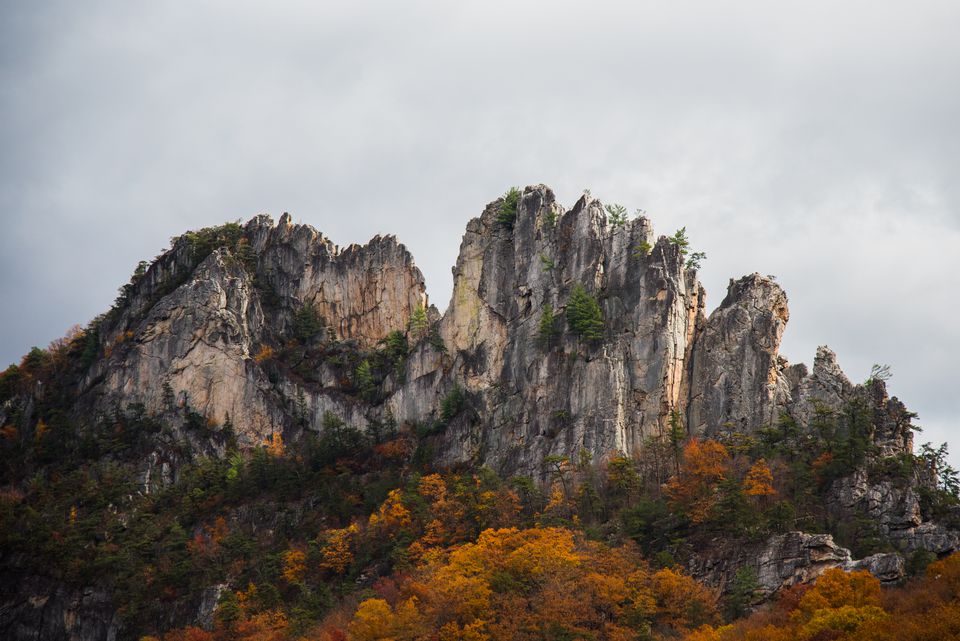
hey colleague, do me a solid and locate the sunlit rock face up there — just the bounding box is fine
[84,214,428,446]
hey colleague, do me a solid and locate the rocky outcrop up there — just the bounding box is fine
[890,522,960,555]
[246,214,427,347]
[687,273,790,436]
[787,346,856,428]
[82,215,428,446]
[388,185,705,476]
[91,248,275,444]
[688,531,905,599]
[72,186,933,488]
[5,183,960,641]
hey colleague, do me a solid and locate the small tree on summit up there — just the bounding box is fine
[497,187,522,230]
[667,227,707,270]
[566,284,604,343]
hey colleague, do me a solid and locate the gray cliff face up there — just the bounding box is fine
[77,186,932,494]
[687,531,905,600]
[246,214,427,348]
[388,185,705,476]
[83,215,428,448]
[687,273,790,436]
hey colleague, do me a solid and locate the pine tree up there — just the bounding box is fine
[565,284,604,342]
[537,303,559,347]
[408,304,429,340]
[497,187,521,229]
[356,359,376,401]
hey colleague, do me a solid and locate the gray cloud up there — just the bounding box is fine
[2,0,957,459]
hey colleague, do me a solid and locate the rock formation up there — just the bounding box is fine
[83,215,428,446]
[64,185,942,526]
[390,186,704,475]
[2,183,956,640]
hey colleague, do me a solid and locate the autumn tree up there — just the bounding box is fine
[743,459,776,499]
[282,547,307,584]
[318,525,358,576]
[265,432,284,457]
[665,439,731,524]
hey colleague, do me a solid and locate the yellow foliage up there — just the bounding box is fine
[677,555,960,641]
[349,597,425,641]
[650,567,719,630]
[743,459,776,497]
[796,568,880,617]
[319,525,357,575]
[799,604,888,639]
[439,620,489,641]
[369,489,412,533]
[236,582,258,612]
[282,548,307,584]
[419,473,448,504]
[543,482,572,520]
[346,527,717,641]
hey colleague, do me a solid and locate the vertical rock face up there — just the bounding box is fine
[92,249,275,442]
[84,215,428,445]
[247,215,427,347]
[389,185,705,476]
[70,184,929,491]
[787,346,856,429]
[75,185,928,486]
[687,273,790,436]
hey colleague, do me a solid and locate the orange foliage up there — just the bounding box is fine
[232,609,289,641]
[665,439,731,523]
[374,437,413,461]
[264,432,284,457]
[743,459,776,497]
[160,627,214,641]
[811,451,833,472]
[253,345,274,364]
[187,517,229,560]
[368,488,412,534]
[650,567,720,630]
[346,527,717,641]
[682,553,960,641]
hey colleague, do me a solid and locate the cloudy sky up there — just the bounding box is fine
[1,1,958,459]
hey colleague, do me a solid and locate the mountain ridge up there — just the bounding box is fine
[1,184,958,640]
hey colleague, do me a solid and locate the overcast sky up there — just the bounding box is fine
[1,1,958,460]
